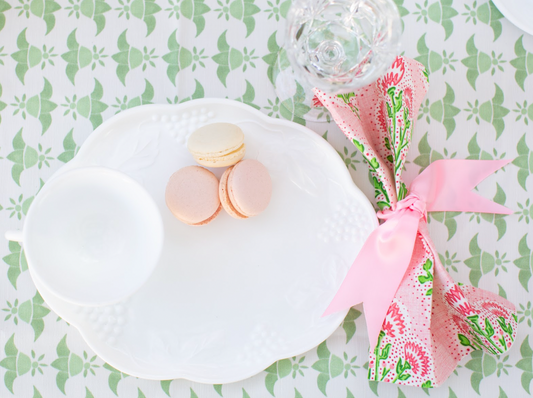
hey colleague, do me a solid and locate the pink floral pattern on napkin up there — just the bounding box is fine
[313,57,517,388]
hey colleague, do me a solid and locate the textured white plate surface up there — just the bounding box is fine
[491,0,533,35]
[31,99,377,383]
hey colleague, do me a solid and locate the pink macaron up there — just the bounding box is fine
[165,166,222,226]
[219,159,272,219]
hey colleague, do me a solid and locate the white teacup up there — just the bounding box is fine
[5,167,164,306]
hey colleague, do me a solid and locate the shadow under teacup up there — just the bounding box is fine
[5,167,164,307]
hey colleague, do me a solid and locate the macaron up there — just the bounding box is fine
[219,159,272,219]
[165,166,221,226]
[187,123,246,167]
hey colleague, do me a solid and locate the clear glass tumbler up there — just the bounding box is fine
[274,0,401,123]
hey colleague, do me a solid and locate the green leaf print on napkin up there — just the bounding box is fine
[162,30,194,86]
[166,0,210,37]
[14,0,60,35]
[11,28,57,84]
[513,134,532,191]
[115,0,161,36]
[2,241,28,289]
[514,234,532,292]
[0,0,11,31]
[264,358,291,396]
[510,36,533,91]
[62,29,108,85]
[0,334,31,394]
[6,129,38,186]
[103,363,128,396]
[516,336,533,394]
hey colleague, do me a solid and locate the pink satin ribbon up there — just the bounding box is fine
[323,159,513,349]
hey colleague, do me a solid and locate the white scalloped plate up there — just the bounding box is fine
[491,0,533,36]
[30,99,377,383]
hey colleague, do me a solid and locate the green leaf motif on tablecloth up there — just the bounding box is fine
[0,84,6,124]
[516,199,533,225]
[14,0,60,35]
[338,146,360,171]
[264,0,290,22]
[0,0,11,31]
[33,386,43,398]
[461,35,492,89]
[0,334,31,394]
[465,350,497,394]
[6,129,38,185]
[414,132,458,174]
[394,0,409,31]
[115,0,161,36]
[214,0,260,37]
[462,1,503,41]
[279,82,309,126]
[464,233,509,287]
[213,384,223,396]
[2,241,28,289]
[264,358,292,396]
[516,336,533,394]
[65,0,111,35]
[464,84,509,140]
[262,32,291,86]
[166,79,204,104]
[465,179,507,240]
[235,80,260,110]
[415,34,457,74]
[414,0,457,40]
[512,101,533,126]
[2,291,51,341]
[212,30,258,87]
[61,79,108,129]
[11,28,58,84]
[10,78,57,135]
[342,308,361,343]
[162,30,194,85]
[514,234,532,292]
[426,83,460,139]
[51,336,99,394]
[510,36,533,91]
[113,31,158,85]
[513,134,532,191]
[161,380,172,396]
[311,341,347,396]
[62,29,108,85]
[112,79,153,114]
[103,363,128,396]
[57,129,79,163]
[165,0,210,37]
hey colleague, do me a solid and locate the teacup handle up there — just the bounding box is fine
[5,230,23,242]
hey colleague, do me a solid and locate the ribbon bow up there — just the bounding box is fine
[323,159,513,349]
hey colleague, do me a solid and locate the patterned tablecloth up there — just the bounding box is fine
[0,0,532,397]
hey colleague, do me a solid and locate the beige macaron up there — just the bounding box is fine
[165,166,222,226]
[187,123,245,167]
[219,159,272,219]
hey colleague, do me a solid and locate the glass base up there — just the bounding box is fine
[272,48,331,124]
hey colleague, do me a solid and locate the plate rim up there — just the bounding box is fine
[490,0,533,36]
[31,99,378,383]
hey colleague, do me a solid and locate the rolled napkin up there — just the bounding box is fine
[314,56,517,388]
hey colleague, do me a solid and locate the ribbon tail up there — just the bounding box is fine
[410,159,513,214]
[323,211,421,349]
